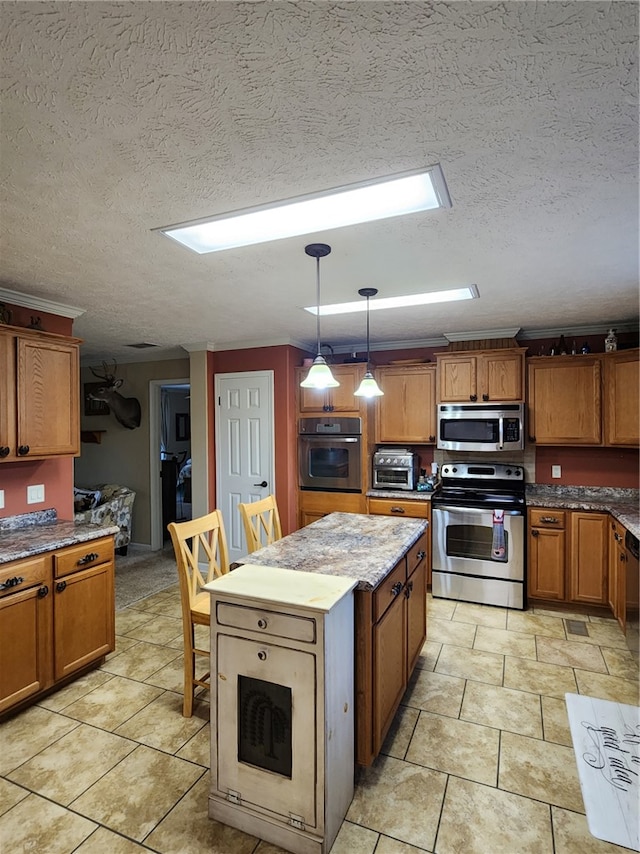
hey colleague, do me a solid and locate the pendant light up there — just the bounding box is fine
[300,243,340,389]
[354,287,384,397]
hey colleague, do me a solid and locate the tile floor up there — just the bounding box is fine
[1,590,638,854]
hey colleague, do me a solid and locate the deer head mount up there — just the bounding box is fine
[89,360,141,430]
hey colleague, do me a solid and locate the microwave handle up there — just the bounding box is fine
[498,416,504,449]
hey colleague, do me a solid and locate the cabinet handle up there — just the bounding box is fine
[417,550,426,560]
[531,530,539,537]
[0,575,24,590]
[257,650,268,661]
[390,506,406,514]
[323,404,333,412]
[614,532,623,542]
[0,446,10,457]
[257,618,268,629]
[391,581,403,597]
[38,585,49,598]
[55,580,67,593]
[470,394,477,401]
[17,445,30,456]
[77,552,99,566]
[540,516,559,524]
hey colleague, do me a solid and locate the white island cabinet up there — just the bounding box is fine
[206,564,357,854]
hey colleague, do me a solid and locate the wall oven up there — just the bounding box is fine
[298,417,362,493]
[437,403,525,452]
[432,462,526,609]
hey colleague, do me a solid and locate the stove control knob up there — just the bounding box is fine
[452,466,458,473]
[506,469,512,475]
[514,468,521,476]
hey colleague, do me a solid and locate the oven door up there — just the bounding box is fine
[298,435,361,492]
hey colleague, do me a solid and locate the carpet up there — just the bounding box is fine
[115,546,179,610]
[566,693,639,851]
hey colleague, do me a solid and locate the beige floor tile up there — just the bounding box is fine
[0,777,29,817]
[460,680,543,738]
[0,791,97,853]
[142,655,203,695]
[144,598,183,619]
[499,730,584,812]
[8,723,137,805]
[402,667,465,717]
[503,656,577,699]
[328,820,378,854]
[551,806,635,853]
[75,825,152,853]
[115,608,155,636]
[474,625,537,659]
[564,620,629,650]
[413,638,441,671]
[506,610,567,639]
[533,607,588,620]
[536,636,607,672]
[0,705,80,774]
[71,745,204,841]
[115,690,208,752]
[406,710,499,785]
[347,753,446,851]
[574,669,640,705]
[426,615,476,647]
[602,646,640,681]
[436,643,504,685]
[541,696,573,746]
[132,590,176,612]
[145,773,258,853]
[103,634,141,663]
[436,776,553,854]
[381,704,420,759]
[61,674,164,730]
[375,836,430,854]
[38,669,116,712]
[426,594,456,620]
[123,613,183,646]
[452,600,507,628]
[176,722,212,767]
[100,639,182,681]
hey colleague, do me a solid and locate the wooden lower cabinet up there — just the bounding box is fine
[0,536,115,716]
[528,509,566,600]
[608,518,627,630]
[298,490,367,528]
[368,496,432,586]
[569,512,608,605]
[356,533,427,765]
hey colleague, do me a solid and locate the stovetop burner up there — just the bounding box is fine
[433,462,526,508]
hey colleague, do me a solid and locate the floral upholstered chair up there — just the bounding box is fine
[74,484,136,555]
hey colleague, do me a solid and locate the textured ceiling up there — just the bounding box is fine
[1,1,638,364]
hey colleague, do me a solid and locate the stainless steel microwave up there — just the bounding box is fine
[437,403,525,452]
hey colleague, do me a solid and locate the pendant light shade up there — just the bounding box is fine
[300,243,340,389]
[354,287,384,398]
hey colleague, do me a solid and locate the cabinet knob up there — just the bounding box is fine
[0,446,10,457]
[482,394,489,401]
[38,585,49,598]
[428,435,435,443]
[391,581,403,596]
[17,445,30,456]
[323,404,333,412]
[531,530,539,537]
[257,650,268,661]
[470,394,477,401]
[417,550,426,561]
[55,580,67,593]
[404,580,414,598]
[257,618,268,629]
[528,435,536,443]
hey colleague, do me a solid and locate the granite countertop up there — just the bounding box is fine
[232,511,428,591]
[0,509,120,565]
[367,488,434,501]
[526,485,639,540]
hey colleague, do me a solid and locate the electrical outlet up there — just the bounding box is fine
[27,484,45,504]
[551,465,562,479]
[0,489,4,510]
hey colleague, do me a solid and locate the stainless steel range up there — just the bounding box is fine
[431,462,526,609]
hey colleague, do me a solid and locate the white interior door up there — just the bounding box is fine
[215,371,274,563]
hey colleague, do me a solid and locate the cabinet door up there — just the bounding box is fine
[0,331,16,458]
[297,364,363,414]
[528,526,565,600]
[17,336,80,458]
[406,559,427,675]
[375,366,436,443]
[298,490,366,529]
[0,583,52,712]
[373,592,406,755]
[608,520,626,629]
[527,356,602,445]
[482,351,524,402]
[437,354,477,402]
[569,512,608,605]
[53,561,115,680]
[603,349,639,446]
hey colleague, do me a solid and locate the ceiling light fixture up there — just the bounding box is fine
[305,285,479,316]
[300,243,339,390]
[156,165,452,254]
[354,288,384,398]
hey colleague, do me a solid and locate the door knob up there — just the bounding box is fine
[253,481,268,488]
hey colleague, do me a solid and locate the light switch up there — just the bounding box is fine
[0,489,4,509]
[551,465,562,479]
[27,484,45,504]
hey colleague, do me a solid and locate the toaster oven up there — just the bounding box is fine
[372,448,418,491]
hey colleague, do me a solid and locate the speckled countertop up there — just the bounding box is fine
[526,486,639,540]
[367,489,434,501]
[0,509,120,565]
[232,511,428,591]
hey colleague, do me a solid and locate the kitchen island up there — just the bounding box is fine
[233,511,429,765]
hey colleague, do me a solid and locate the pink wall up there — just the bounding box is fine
[535,447,639,489]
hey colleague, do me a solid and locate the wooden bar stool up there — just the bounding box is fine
[238,494,283,554]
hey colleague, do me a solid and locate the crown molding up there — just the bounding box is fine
[444,327,521,342]
[0,287,86,319]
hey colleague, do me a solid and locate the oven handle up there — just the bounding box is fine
[302,436,360,443]
[432,504,524,517]
[498,416,504,449]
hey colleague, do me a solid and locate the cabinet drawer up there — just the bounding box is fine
[0,555,49,598]
[54,537,114,578]
[216,602,316,643]
[373,559,407,623]
[369,498,429,518]
[529,509,566,529]
[407,535,428,574]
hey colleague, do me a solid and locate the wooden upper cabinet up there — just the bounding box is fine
[603,348,639,447]
[436,348,525,402]
[0,326,81,462]
[375,365,436,443]
[296,363,365,414]
[527,355,602,445]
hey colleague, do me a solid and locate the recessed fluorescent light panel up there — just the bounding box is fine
[305,285,479,316]
[156,165,452,254]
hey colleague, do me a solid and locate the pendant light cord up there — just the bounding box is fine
[315,256,321,355]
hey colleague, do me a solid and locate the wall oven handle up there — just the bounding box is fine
[433,504,524,517]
